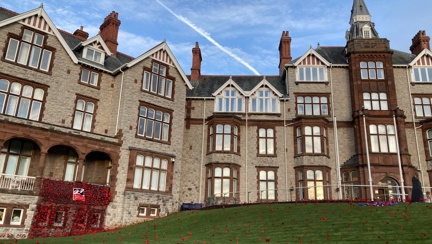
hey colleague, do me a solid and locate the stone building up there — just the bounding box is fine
[0,0,431,239]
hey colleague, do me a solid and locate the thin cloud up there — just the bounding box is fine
[155,0,260,76]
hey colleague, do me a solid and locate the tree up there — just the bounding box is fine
[411,176,424,202]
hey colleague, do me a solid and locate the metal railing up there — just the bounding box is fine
[202,184,432,207]
[0,173,36,191]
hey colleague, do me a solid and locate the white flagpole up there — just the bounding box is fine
[362,111,374,201]
[393,111,406,202]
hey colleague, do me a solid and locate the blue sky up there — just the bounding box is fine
[2,0,432,75]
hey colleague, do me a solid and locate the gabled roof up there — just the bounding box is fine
[409,49,432,66]
[186,75,287,99]
[0,5,78,63]
[293,47,331,66]
[127,41,192,89]
[212,77,248,97]
[249,77,283,97]
[79,35,113,56]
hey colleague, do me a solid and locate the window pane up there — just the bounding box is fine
[17,43,30,65]
[40,50,52,71]
[6,39,19,61]
[29,46,42,68]
[142,169,151,189]
[133,168,142,188]
[17,98,30,118]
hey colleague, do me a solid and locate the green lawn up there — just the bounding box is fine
[13,202,432,243]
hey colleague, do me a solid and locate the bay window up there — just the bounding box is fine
[296,125,327,155]
[369,124,397,153]
[296,168,330,200]
[209,124,239,153]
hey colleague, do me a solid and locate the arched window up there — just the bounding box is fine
[0,79,45,121]
[73,99,95,132]
[206,164,239,198]
[0,139,34,176]
[258,169,277,201]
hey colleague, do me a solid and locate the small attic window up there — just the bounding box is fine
[83,46,104,64]
[362,25,372,39]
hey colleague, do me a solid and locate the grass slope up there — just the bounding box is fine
[12,202,432,243]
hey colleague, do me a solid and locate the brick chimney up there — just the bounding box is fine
[100,11,121,56]
[190,42,202,81]
[278,31,292,75]
[410,30,430,55]
[73,26,89,40]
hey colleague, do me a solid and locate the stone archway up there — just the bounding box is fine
[377,177,400,201]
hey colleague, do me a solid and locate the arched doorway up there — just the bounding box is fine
[377,177,400,201]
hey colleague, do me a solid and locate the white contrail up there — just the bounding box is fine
[155,0,260,76]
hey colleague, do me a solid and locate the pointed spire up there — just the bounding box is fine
[346,0,379,41]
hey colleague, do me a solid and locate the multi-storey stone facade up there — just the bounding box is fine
[1,0,432,239]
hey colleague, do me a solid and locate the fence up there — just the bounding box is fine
[202,184,432,207]
[0,173,36,191]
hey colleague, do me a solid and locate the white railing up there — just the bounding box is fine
[0,173,36,191]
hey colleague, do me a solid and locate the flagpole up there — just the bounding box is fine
[393,108,406,202]
[362,108,374,201]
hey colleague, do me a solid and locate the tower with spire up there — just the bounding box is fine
[344,0,415,201]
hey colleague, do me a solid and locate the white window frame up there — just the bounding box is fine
[360,61,385,79]
[10,208,23,225]
[150,208,158,217]
[0,208,5,224]
[215,88,244,112]
[73,99,95,132]
[413,66,432,82]
[80,69,99,87]
[83,47,105,64]
[250,88,279,113]
[138,207,147,217]
[297,66,328,82]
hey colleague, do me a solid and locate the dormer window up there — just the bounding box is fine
[5,28,53,72]
[215,88,244,112]
[250,88,279,113]
[362,25,372,39]
[83,47,104,64]
[413,66,432,82]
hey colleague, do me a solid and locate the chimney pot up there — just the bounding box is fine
[73,26,89,40]
[410,30,430,55]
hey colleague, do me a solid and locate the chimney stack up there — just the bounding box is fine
[190,42,202,81]
[100,11,121,56]
[278,31,292,75]
[73,26,89,40]
[410,30,430,55]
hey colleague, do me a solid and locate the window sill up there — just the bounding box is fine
[295,153,329,158]
[295,81,329,85]
[257,154,277,157]
[411,82,432,85]
[125,188,173,195]
[135,135,171,145]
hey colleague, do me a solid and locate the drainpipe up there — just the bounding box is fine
[283,100,288,201]
[329,64,342,199]
[245,99,249,202]
[199,99,206,202]
[405,66,425,192]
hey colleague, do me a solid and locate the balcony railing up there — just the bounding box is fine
[0,173,36,191]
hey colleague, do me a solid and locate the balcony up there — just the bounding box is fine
[0,173,36,191]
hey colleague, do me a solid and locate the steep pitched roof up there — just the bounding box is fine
[127,41,192,89]
[0,6,78,63]
[346,0,379,41]
[186,75,287,98]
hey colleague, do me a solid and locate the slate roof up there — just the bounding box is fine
[0,7,17,21]
[290,46,416,66]
[187,75,287,98]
